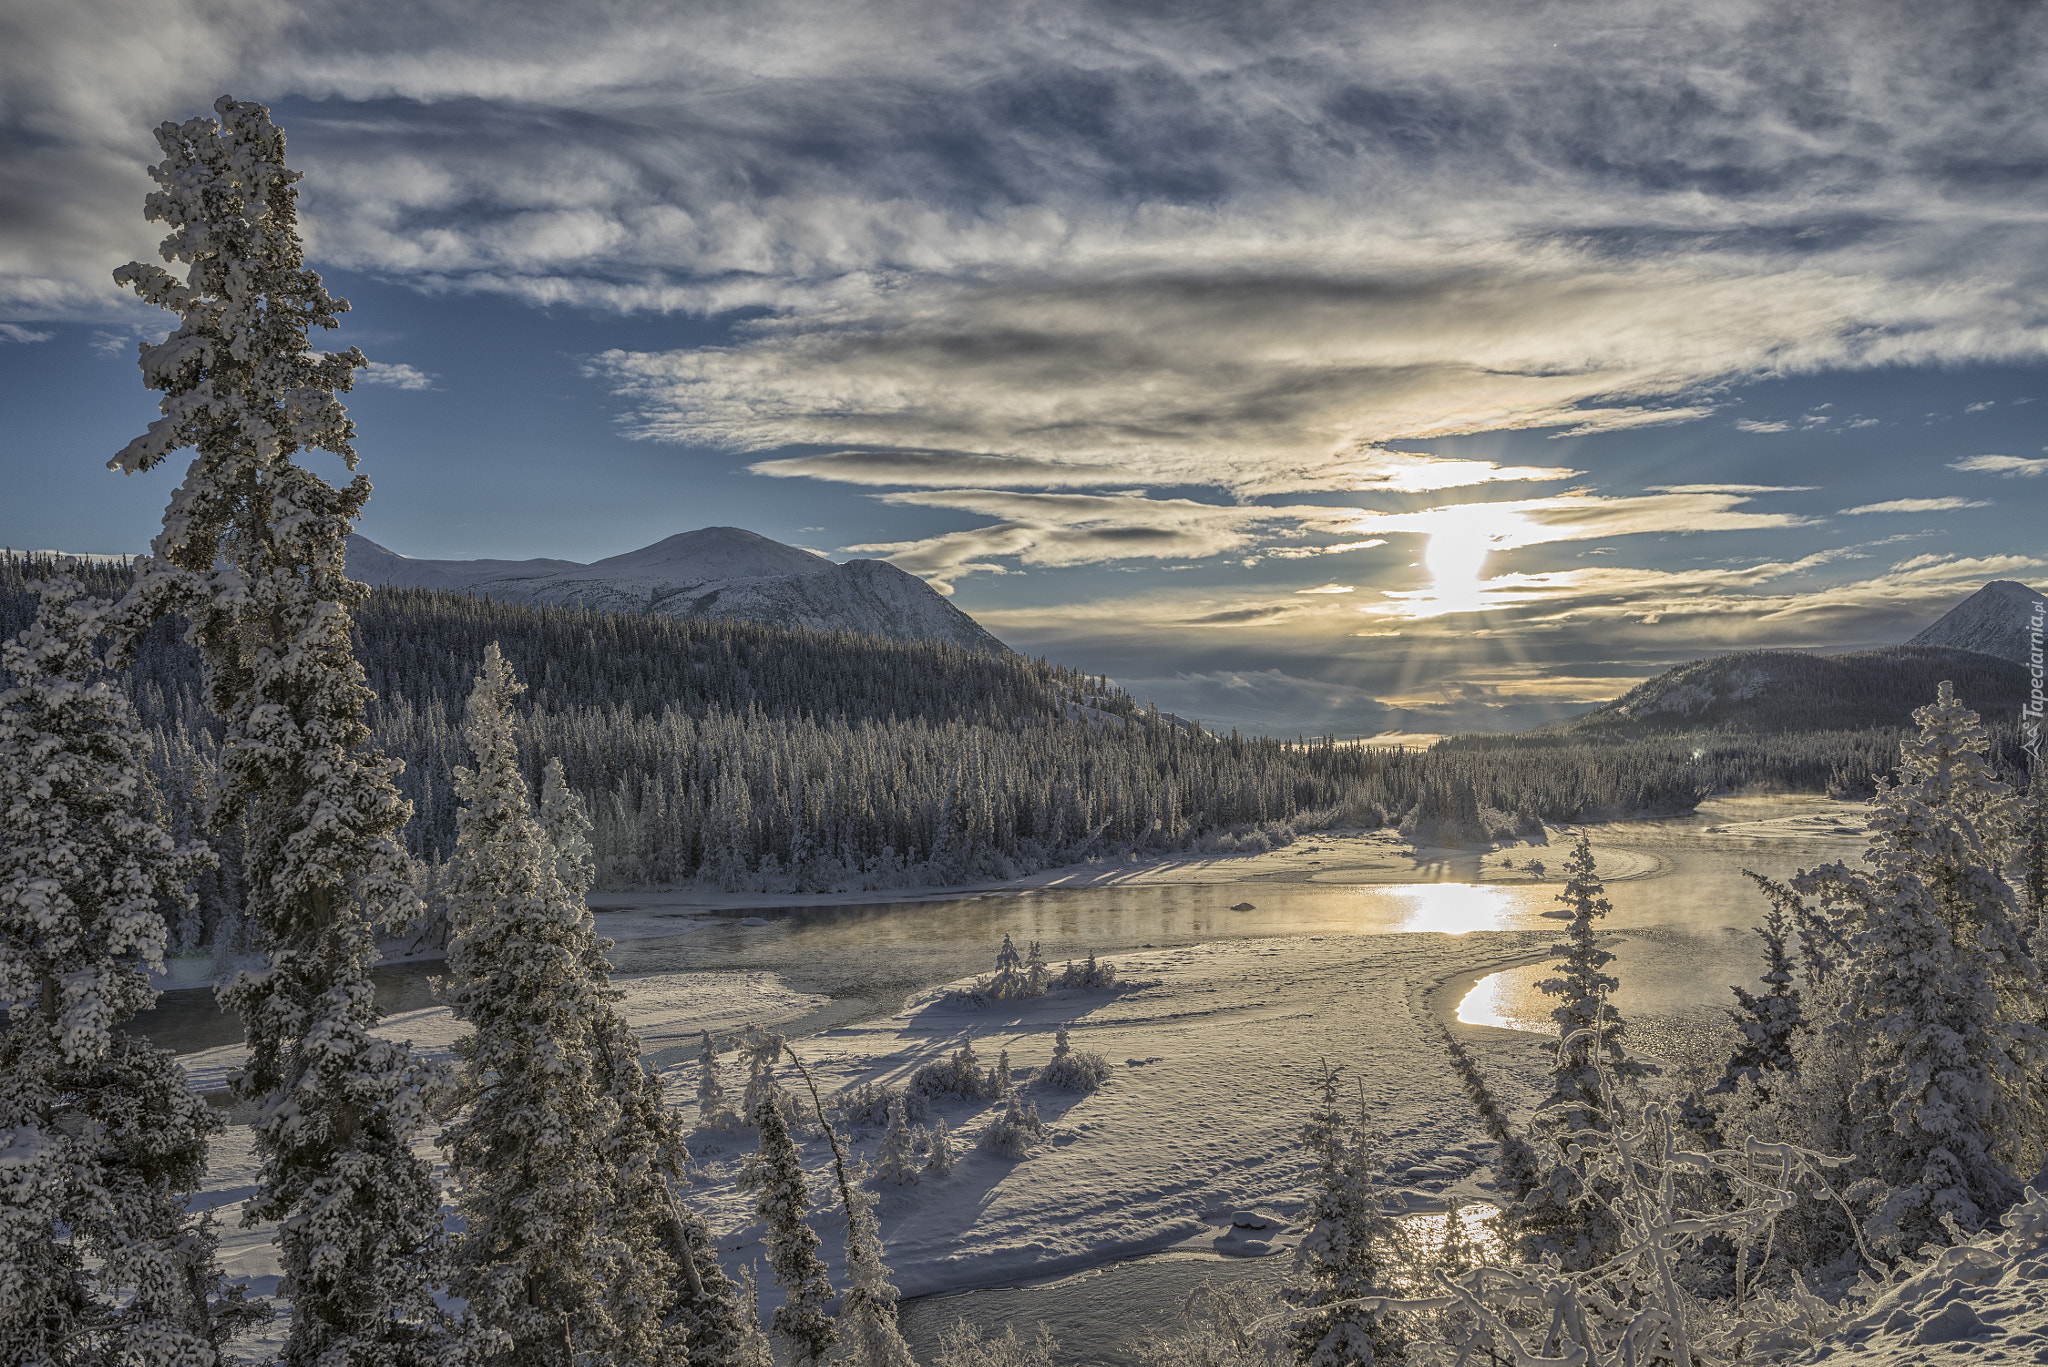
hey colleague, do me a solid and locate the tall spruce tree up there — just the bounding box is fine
[109,96,452,1367]
[1517,832,1652,1270]
[1710,872,1809,1103]
[1793,682,2047,1252]
[0,578,259,1364]
[739,1099,837,1365]
[440,645,744,1365]
[1287,1064,1406,1367]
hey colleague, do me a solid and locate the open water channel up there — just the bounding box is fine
[122,795,1868,1364]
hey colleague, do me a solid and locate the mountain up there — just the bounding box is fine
[1546,646,2027,738]
[345,526,1010,653]
[1906,579,2048,664]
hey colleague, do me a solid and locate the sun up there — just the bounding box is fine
[1415,504,1519,615]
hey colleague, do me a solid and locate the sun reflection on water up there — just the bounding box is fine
[1380,882,1511,935]
[1456,969,1549,1032]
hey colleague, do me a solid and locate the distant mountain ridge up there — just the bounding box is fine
[1906,580,2048,664]
[346,526,1010,654]
[1541,580,2044,738]
[1549,646,2028,737]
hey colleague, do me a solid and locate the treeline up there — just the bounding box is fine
[3,553,2012,946]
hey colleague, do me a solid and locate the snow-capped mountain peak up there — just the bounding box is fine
[345,529,1008,653]
[1906,579,2048,664]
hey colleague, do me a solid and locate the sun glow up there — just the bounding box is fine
[1409,504,1524,616]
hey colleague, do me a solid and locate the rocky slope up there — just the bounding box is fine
[346,526,1010,653]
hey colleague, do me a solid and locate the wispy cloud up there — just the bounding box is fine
[355,360,436,390]
[1734,419,1792,433]
[0,323,53,344]
[1950,453,2048,477]
[1839,496,1993,514]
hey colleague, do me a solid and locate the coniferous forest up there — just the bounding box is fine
[5,553,2027,955]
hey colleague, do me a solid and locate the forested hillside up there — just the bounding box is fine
[5,554,2024,951]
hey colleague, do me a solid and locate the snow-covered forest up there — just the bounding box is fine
[3,555,2025,952]
[7,94,2048,1367]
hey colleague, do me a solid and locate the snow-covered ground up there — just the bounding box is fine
[1798,1188,2048,1367]
[180,791,1957,1359]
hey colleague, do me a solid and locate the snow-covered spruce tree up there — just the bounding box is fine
[1286,1064,1406,1367]
[781,1048,916,1367]
[925,1117,955,1175]
[739,1098,837,1365]
[698,1029,739,1131]
[1792,682,2046,1253]
[1024,940,1050,995]
[874,1099,920,1185]
[1709,872,1808,1104]
[538,756,596,900]
[1534,833,1651,1135]
[1516,832,1652,1271]
[986,933,1028,998]
[0,578,260,1364]
[439,644,742,1366]
[109,96,453,1366]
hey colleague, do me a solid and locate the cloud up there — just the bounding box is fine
[1838,496,1993,514]
[354,360,436,390]
[1643,483,1817,494]
[0,323,53,344]
[1296,583,1355,594]
[1733,419,1793,433]
[1966,401,1995,412]
[1950,453,2048,477]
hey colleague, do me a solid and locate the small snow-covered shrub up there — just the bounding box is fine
[832,1079,927,1132]
[934,1320,1058,1367]
[1037,1027,1111,1094]
[911,1040,1001,1101]
[979,1096,1043,1159]
[1057,952,1119,990]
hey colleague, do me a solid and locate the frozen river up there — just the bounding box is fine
[123,793,1870,1363]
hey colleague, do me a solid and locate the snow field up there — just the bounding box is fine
[675,931,1559,1304]
[172,968,828,1096]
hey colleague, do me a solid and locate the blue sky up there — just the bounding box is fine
[3,1,2044,734]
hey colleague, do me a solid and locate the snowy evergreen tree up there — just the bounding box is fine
[925,1117,955,1175]
[1025,940,1050,994]
[739,1099,836,1365]
[780,1047,916,1367]
[1287,1064,1405,1367]
[987,933,1028,998]
[538,756,596,899]
[109,95,453,1366]
[439,644,736,1365]
[1793,682,2046,1252]
[739,1023,798,1129]
[0,577,259,1364]
[1534,833,1651,1134]
[994,1048,1013,1098]
[1516,833,1652,1271]
[1710,872,1808,1102]
[697,1029,739,1131]
[874,1099,920,1185]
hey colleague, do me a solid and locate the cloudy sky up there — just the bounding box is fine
[3,0,2044,734]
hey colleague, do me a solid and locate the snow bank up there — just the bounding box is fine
[1796,1187,2048,1366]
[174,969,827,1095]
